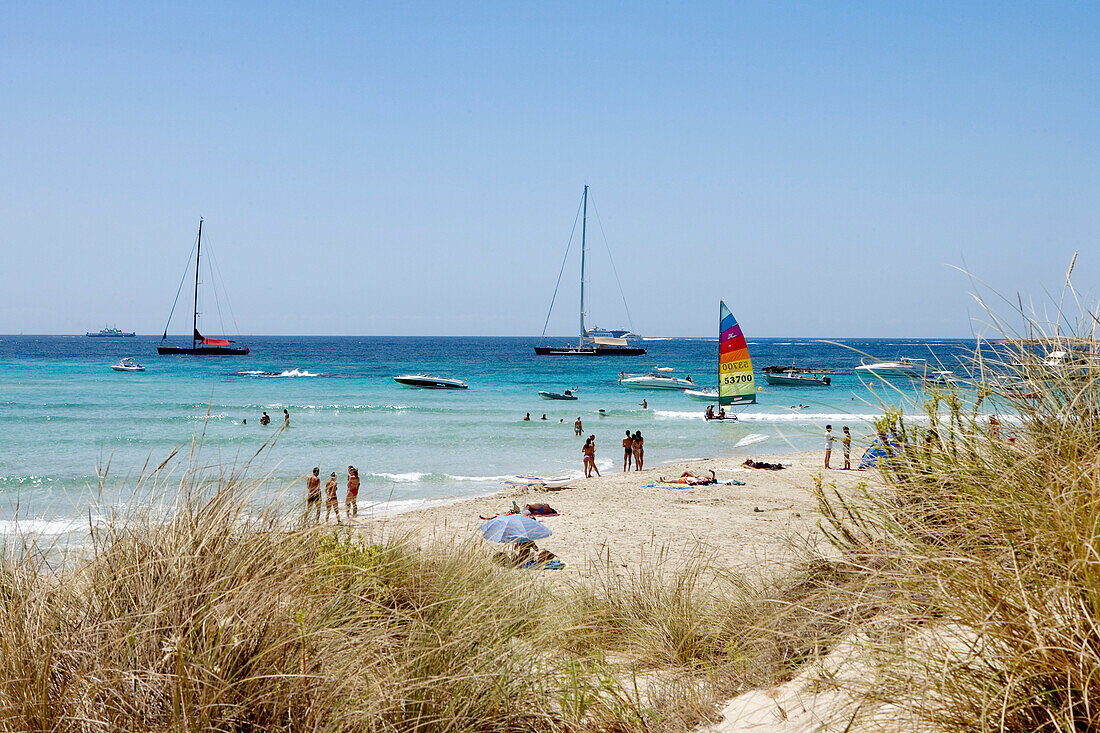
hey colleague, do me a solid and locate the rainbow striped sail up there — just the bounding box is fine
[719,301,756,406]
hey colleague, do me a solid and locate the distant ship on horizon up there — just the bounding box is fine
[86,325,135,338]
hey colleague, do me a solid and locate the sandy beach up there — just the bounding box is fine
[364,450,871,578]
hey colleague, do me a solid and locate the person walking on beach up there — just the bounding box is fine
[632,431,644,471]
[824,425,835,469]
[842,426,852,470]
[260,411,270,426]
[623,430,634,471]
[306,467,321,524]
[574,417,582,436]
[324,472,341,524]
[346,466,359,519]
[283,409,290,427]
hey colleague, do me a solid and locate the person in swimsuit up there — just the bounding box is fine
[260,411,270,426]
[659,469,717,486]
[346,466,359,518]
[574,417,582,436]
[632,431,644,471]
[641,399,647,409]
[521,502,557,516]
[582,437,600,477]
[324,472,341,524]
[283,409,290,427]
[523,412,531,421]
[623,430,634,471]
[842,427,852,470]
[824,424,834,469]
[541,414,547,420]
[306,467,321,524]
[705,405,715,420]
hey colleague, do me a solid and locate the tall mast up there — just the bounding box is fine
[579,185,588,347]
[193,218,203,349]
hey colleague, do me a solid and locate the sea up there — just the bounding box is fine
[1,335,978,538]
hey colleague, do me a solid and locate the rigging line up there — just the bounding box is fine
[540,193,585,340]
[590,198,635,333]
[206,241,228,338]
[206,240,242,338]
[161,233,199,340]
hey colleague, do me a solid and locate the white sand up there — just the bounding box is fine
[364,450,869,578]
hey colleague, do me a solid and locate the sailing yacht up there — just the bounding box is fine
[535,186,646,356]
[158,219,250,356]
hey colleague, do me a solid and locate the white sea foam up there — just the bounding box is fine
[0,518,83,535]
[370,471,427,483]
[240,365,321,376]
[653,409,893,423]
[735,433,770,447]
[367,471,513,484]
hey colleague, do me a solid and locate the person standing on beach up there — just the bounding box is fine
[583,436,600,477]
[346,466,359,519]
[283,409,290,427]
[325,472,341,524]
[306,467,321,524]
[824,425,835,469]
[574,417,582,436]
[632,431,644,471]
[842,426,852,470]
[623,430,634,471]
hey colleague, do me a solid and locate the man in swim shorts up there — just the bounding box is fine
[324,472,341,524]
[346,466,359,518]
[623,430,634,471]
[574,417,582,436]
[306,467,321,524]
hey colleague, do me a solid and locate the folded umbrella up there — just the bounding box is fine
[479,514,552,543]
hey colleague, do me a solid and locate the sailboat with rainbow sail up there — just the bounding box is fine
[689,301,756,419]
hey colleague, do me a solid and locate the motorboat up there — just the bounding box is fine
[87,326,135,338]
[762,366,832,386]
[538,389,578,400]
[619,372,697,390]
[925,370,959,385]
[683,387,719,401]
[854,357,928,379]
[393,374,468,389]
[111,357,145,372]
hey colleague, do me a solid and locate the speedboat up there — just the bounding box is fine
[538,389,577,400]
[683,387,719,401]
[762,366,833,386]
[619,372,697,390]
[854,358,928,379]
[111,357,145,372]
[393,374,468,389]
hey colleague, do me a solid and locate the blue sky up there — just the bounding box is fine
[2,2,1098,337]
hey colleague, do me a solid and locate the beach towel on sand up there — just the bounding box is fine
[523,559,566,570]
[645,480,745,489]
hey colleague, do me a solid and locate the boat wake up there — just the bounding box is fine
[238,368,321,378]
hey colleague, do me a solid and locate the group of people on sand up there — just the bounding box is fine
[621,430,645,472]
[305,465,359,524]
[823,425,852,469]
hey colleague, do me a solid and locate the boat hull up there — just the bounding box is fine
[111,366,145,372]
[619,377,696,390]
[538,391,577,400]
[683,389,719,401]
[762,373,831,386]
[158,346,250,355]
[535,345,646,356]
[393,376,468,389]
[87,333,135,338]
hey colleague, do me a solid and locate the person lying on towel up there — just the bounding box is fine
[658,469,717,486]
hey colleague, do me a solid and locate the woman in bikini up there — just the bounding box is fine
[632,431,644,471]
[622,430,634,472]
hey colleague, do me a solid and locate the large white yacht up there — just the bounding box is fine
[854,357,929,379]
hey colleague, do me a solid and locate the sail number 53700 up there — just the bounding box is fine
[720,360,751,372]
[722,374,755,385]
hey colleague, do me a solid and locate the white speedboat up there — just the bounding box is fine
[111,357,145,372]
[683,387,718,401]
[854,358,928,379]
[619,372,698,390]
[393,374,468,389]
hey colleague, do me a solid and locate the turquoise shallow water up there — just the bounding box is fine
[1,335,975,536]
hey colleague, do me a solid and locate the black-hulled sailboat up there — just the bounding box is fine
[535,185,646,356]
[158,218,250,356]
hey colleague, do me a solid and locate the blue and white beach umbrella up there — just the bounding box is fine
[479,515,552,544]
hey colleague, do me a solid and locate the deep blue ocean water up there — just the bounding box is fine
[1,335,976,536]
